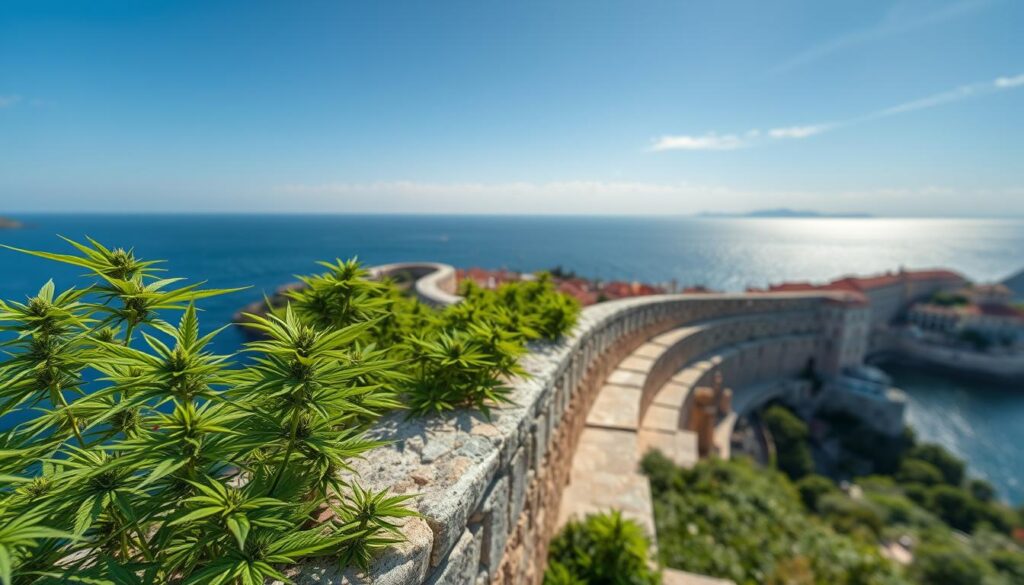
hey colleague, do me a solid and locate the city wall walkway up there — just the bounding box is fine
[285,264,865,585]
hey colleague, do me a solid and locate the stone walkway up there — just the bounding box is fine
[556,322,816,585]
[662,568,735,585]
[557,325,706,548]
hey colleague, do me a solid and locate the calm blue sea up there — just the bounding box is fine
[1,214,1022,501]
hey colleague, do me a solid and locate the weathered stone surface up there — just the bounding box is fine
[475,474,511,576]
[289,291,863,585]
[529,411,549,473]
[642,404,680,432]
[421,446,500,566]
[507,447,528,528]
[606,368,646,387]
[287,517,433,585]
[662,568,736,585]
[586,384,642,430]
[425,524,483,585]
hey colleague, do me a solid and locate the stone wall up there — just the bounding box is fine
[370,262,462,307]
[289,292,857,585]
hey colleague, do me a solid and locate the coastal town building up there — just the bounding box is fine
[817,365,908,436]
[906,283,1024,347]
[456,267,669,306]
[755,268,967,326]
[235,262,987,585]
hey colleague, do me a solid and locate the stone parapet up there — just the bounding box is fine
[288,292,857,585]
[370,262,462,307]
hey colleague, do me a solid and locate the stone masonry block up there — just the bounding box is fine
[421,447,500,567]
[530,411,549,473]
[474,474,511,577]
[425,524,483,585]
[507,447,528,528]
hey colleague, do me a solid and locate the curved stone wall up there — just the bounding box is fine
[289,292,862,585]
[370,262,462,307]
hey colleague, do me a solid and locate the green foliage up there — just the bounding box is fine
[0,242,583,583]
[815,493,885,540]
[924,485,981,533]
[989,549,1024,581]
[814,411,910,476]
[895,459,944,487]
[762,405,813,480]
[796,474,838,512]
[283,262,579,418]
[402,275,578,417]
[544,511,660,585]
[929,292,969,307]
[969,478,998,503]
[861,490,943,533]
[752,405,1024,584]
[905,444,965,486]
[459,273,580,342]
[0,240,416,585]
[640,451,908,585]
[911,544,988,585]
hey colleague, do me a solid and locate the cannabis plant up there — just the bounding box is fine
[399,275,580,418]
[0,239,413,585]
[545,511,660,585]
[272,259,580,419]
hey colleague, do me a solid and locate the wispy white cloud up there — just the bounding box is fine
[769,0,990,75]
[875,83,981,117]
[768,124,832,139]
[650,133,748,151]
[995,74,1024,88]
[0,95,21,108]
[653,72,1024,152]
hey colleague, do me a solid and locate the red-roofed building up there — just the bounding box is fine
[599,280,665,300]
[764,268,968,327]
[908,284,1024,347]
[557,279,599,306]
[764,282,819,292]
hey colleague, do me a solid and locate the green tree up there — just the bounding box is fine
[896,459,945,487]
[968,478,997,503]
[906,444,965,486]
[911,544,988,585]
[763,405,814,480]
[989,549,1024,581]
[926,485,979,533]
[815,493,885,539]
[795,474,837,512]
[640,451,908,585]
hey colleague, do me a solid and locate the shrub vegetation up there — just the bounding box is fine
[0,239,580,584]
[544,511,660,585]
[641,451,907,585]
[762,404,813,480]
[761,404,1024,584]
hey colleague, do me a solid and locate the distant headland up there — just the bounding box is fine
[0,216,23,229]
[697,208,873,219]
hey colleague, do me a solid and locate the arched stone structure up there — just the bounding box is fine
[288,291,869,585]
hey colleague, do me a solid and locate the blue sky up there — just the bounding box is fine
[1,0,1022,216]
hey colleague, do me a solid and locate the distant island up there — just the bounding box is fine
[0,216,22,229]
[697,208,873,219]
